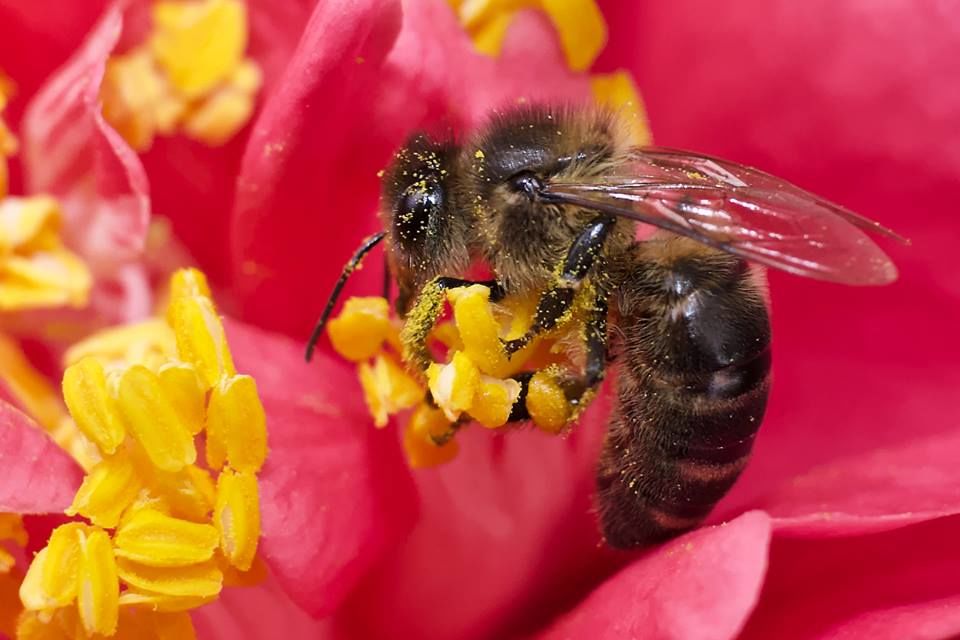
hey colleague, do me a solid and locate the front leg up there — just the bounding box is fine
[400,276,505,372]
[503,215,617,355]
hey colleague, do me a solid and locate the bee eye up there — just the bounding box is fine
[508,171,545,200]
[396,180,443,242]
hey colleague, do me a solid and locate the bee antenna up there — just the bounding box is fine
[304,231,387,362]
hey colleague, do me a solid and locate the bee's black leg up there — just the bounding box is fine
[503,215,616,355]
[400,276,505,372]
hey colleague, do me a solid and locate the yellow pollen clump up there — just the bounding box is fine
[19,268,267,637]
[525,368,571,433]
[101,0,262,150]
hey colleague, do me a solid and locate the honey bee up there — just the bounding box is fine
[305,105,903,548]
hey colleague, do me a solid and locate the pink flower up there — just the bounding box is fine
[0,0,957,638]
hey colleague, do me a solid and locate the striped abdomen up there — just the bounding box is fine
[597,239,771,548]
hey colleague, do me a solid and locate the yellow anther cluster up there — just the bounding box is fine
[101,0,262,150]
[328,285,583,468]
[447,2,651,146]
[18,268,266,638]
[449,0,606,71]
[0,79,92,313]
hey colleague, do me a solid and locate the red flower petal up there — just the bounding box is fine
[332,393,631,640]
[224,318,416,617]
[740,516,960,640]
[230,0,592,343]
[0,399,82,513]
[596,0,960,513]
[139,0,314,286]
[192,578,340,640]
[21,4,150,269]
[537,511,771,640]
[735,430,960,536]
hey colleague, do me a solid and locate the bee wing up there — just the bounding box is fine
[541,147,905,285]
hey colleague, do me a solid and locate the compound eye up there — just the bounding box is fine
[396,180,443,243]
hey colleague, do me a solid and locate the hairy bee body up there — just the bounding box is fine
[308,103,898,549]
[599,239,771,545]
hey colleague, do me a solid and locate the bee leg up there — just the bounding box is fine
[503,215,616,355]
[400,276,505,372]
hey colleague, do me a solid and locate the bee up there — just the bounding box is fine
[305,105,904,548]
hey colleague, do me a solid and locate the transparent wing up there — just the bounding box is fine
[541,147,905,285]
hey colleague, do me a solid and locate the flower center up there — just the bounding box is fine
[18,268,267,638]
[101,0,262,151]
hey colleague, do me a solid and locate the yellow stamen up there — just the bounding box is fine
[214,469,260,571]
[113,510,219,567]
[591,71,652,146]
[115,559,222,599]
[67,454,143,529]
[470,376,521,428]
[328,297,393,362]
[77,528,119,636]
[402,405,459,468]
[204,375,267,473]
[151,0,248,98]
[358,354,423,428]
[20,524,85,611]
[116,365,197,473]
[157,363,205,435]
[101,0,261,150]
[450,0,606,71]
[61,358,126,456]
[0,197,92,311]
[427,352,481,422]
[525,368,571,433]
[169,294,236,389]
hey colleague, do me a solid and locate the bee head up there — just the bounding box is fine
[381,134,470,314]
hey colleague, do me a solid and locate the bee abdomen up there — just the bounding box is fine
[597,250,771,548]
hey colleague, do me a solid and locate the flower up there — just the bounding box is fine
[0,0,956,638]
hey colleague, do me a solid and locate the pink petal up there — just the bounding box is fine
[537,511,772,640]
[192,578,341,640]
[230,0,592,343]
[21,4,150,270]
[140,0,314,286]
[333,392,632,640]
[731,430,960,536]
[224,318,417,617]
[740,516,960,640]
[0,399,82,513]
[597,0,960,505]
